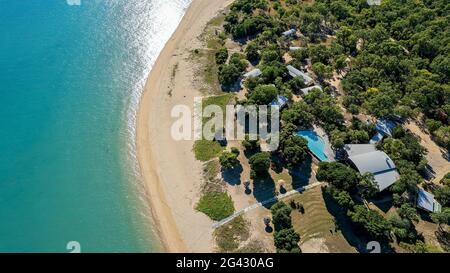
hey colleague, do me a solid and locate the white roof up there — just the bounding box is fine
[286,65,313,84]
[289,47,302,51]
[300,85,322,95]
[417,188,442,213]
[244,68,262,78]
[348,150,399,191]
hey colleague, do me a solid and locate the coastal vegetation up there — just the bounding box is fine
[194,139,224,161]
[271,202,301,253]
[215,216,250,252]
[196,192,235,221]
[193,94,234,161]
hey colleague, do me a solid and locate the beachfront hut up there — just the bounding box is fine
[282,29,296,37]
[369,118,397,144]
[269,95,289,109]
[300,85,322,95]
[286,65,313,85]
[344,144,400,191]
[417,188,442,213]
[244,68,262,78]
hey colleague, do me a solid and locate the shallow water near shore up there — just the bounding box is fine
[0,0,191,252]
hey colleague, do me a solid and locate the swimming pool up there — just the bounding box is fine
[296,130,329,161]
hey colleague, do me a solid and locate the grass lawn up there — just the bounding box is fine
[193,94,234,161]
[202,94,233,117]
[196,191,235,221]
[270,169,294,192]
[285,186,357,253]
[193,139,224,162]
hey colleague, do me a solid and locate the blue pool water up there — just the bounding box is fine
[296,130,328,161]
[0,0,191,252]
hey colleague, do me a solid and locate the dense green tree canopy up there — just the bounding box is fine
[274,228,301,253]
[248,152,271,175]
[271,202,292,231]
[348,205,391,240]
[247,84,278,105]
[317,162,358,191]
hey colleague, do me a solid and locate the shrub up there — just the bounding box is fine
[274,228,301,253]
[271,202,293,231]
[197,192,235,221]
[215,47,229,65]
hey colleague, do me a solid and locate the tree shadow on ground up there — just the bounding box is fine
[252,174,276,208]
[265,225,274,233]
[222,164,244,186]
[322,188,395,253]
[270,154,284,174]
[435,227,450,252]
[418,210,433,222]
[221,79,242,92]
[423,164,437,180]
[368,191,393,213]
[290,155,313,189]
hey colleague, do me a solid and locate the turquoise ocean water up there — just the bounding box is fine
[0,0,191,252]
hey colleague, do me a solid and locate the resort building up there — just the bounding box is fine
[269,95,289,109]
[417,188,442,213]
[243,68,262,78]
[344,144,400,191]
[300,85,322,96]
[282,28,296,37]
[286,65,314,85]
[369,118,397,144]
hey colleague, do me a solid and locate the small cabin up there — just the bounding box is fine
[269,95,289,110]
[282,29,296,37]
[286,65,313,85]
[417,188,442,213]
[300,85,322,96]
[243,68,262,79]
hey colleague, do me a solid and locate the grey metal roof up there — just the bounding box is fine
[244,68,262,78]
[300,85,322,95]
[344,144,376,157]
[282,29,296,36]
[373,170,400,192]
[417,188,442,213]
[349,150,399,191]
[286,65,313,84]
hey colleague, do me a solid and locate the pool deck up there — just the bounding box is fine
[313,125,335,162]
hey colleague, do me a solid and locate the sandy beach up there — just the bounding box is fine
[136,0,231,252]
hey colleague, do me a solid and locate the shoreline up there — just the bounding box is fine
[136,0,231,252]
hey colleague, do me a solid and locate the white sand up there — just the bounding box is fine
[136,0,232,252]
